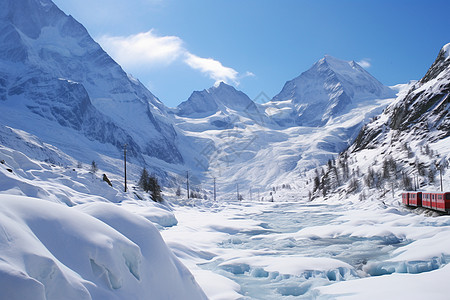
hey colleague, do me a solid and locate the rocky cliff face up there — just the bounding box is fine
[353,44,450,151]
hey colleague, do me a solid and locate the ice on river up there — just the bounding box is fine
[161,199,450,299]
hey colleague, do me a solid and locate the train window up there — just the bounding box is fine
[447,194,450,200]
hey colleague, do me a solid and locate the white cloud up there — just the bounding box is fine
[184,53,239,85]
[98,30,251,86]
[98,30,184,67]
[357,58,371,69]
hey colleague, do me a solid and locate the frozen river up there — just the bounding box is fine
[199,202,406,298]
[160,199,450,299]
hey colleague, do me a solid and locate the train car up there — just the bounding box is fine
[402,192,410,206]
[407,192,450,213]
[402,191,422,207]
[431,192,450,212]
[408,192,422,207]
[422,193,432,209]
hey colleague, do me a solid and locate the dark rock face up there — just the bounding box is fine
[352,45,450,151]
[388,47,450,137]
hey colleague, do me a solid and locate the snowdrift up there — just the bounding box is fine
[0,195,206,300]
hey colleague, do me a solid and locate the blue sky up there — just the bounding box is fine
[52,0,450,107]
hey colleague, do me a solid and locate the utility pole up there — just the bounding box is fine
[124,144,127,192]
[440,168,443,192]
[236,182,240,201]
[186,171,190,199]
[213,177,216,201]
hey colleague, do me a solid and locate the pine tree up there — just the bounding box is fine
[148,175,163,202]
[175,186,181,196]
[138,168,150,192]
[313,175,320,192]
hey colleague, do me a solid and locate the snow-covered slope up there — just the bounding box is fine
[268,55,395,127]
[175,61,397,195]
[0,0,182,164]
[0,138,206,299]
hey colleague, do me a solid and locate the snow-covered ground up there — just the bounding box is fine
[0,140,206,299]
[161,194,450,299]
[1,124,450,299]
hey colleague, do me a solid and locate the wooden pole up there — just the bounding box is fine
[237,182,240,201]
[187,171,189,199]
[124,144,127,192]
[213,177,216,201]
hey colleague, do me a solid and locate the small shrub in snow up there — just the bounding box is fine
[90,160,98,174]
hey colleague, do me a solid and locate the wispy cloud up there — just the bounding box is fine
[356,58,371,69]
[98,30,250,86]
[99,30,184,67]
[184,53,239,86]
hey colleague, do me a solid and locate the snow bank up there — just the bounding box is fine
[219,255,357,281]
[119,200,178,227]
[364,230,450,275]
[0,195,206,300]
[316,263,450,300]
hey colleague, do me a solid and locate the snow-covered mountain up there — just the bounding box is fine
[2,1,450,299]
[0,0,182,165]
[307,43,450,204]
[268,55,395,127]
[174,82,273,129]
[173,67,395,193]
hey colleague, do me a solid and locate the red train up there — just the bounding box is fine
[402,191,450,213]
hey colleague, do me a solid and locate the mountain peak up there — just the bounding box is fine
[270,55,394,126]
[209,81,237,94]
[420,42,450,83]
[176,83,255,118]
[316,55,366,78]
[442,43,450,59]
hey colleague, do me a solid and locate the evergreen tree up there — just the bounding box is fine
[148,175,163,202]
[428,167,435,183]
[138,168,150,192]
[175,186,181,196]
[313,175,320,192]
